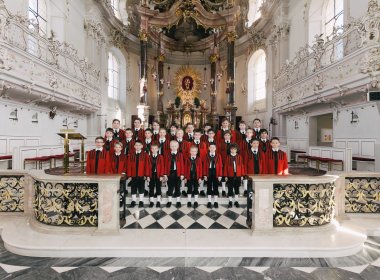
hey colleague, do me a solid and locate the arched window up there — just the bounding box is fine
[110,0,121,19]
[28,0,47,36]
[247,0,264,27]
[249,49,266,103]
[108,52,120,99]
[325,0,343,37]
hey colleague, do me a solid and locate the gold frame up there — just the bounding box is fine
[175,66,202,104]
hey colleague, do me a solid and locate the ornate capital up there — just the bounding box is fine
[158,53,165,62]
[139,29,148,42]
[227,31,237,43]
[209,53,219,63]
[84,18,106,47]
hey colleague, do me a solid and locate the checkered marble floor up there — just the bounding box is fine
[121,204,249,229]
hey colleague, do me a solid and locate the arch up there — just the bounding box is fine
[110,0,121,19]
[247,49,267,112]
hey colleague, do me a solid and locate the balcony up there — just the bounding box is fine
[0,1,101,113]
[273,1,380,112]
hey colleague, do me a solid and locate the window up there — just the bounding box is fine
[108,52,120,99]
[251,49,266,101]
[247,0,264,27]
[110,0,121,19]
[325,0,344,59]
[325,0,343,37]
[28,0,47,36]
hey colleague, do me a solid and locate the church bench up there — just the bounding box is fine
[291,150,307,163]
[52,152,76,167]
[0,155,12,169]
[24,156,53,170]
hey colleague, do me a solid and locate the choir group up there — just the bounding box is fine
[86,118,288,209]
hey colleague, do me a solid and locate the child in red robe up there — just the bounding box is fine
[267,137,289,175]
[163,140,185,208]
[86,137,109,175]
[133,117,145,142]
[104,128,117,154]
[203,143,223,208]
[126,140,150,208]
[223,143,246,208]
[184,146,203,208]
[146,144,165,208]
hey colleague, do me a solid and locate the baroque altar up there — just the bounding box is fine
[166,66,209,128]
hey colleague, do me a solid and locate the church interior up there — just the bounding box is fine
[1,0,380,279]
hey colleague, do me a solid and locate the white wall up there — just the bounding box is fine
[0,101,86,146]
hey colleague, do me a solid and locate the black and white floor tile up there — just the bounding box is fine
[1,237,380,279]
[121,204,249,230]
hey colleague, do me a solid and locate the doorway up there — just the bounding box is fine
[309,113,333,147]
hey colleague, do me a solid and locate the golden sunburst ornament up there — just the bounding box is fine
[175,66,202,104]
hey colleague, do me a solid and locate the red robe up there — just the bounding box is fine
[154,138,171,156]
[105,129,126,143]
[152,131,160,142]
[266,150,289,175]
[184,156,203,180]
[107,153,128,174]
[177,140,191,156]
[202,153,223,178]
[124,138,135,156]
[183,132,194,142]
[244,149,267,175]
[216,129,236,144]
[202,138,217,151]
[223,154,246,177]
[218,141,232,164]
[235,130,247,146]
[163,152,185,177]
[200,134,208,143]
[253,128,263,139]
[143,139,154,155]
[191,140,207,158]
[126,151,150,177]
[259,139,271,154]
[103,138,118,154]
[133,128,145,142]
[146,154,165,178]
[239,138,253,157]
[86,149,109,175]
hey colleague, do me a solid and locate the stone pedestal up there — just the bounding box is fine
[253,181,274,232]
[96,180,120,235]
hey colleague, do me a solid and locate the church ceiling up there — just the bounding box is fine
[124,0,249,52]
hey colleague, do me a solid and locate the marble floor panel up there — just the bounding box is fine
[0,236,380,279]
[121,204,249,230]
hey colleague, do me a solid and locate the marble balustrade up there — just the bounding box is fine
[1,170,380,233]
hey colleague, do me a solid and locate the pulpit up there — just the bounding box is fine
[57,130,86,174]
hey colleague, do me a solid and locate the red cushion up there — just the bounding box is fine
[0,155,12,160]
[291,150,306,153]
[298,155,309,159]
[353,156,374,162]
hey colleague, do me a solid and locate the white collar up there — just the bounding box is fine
[191,156,196,160]
[272,148,279,152]
[177,138,183,142]
[107,137,113,141]
[194,140,200,144]
[208,138,214,142]
[251,148,258,153]
[136,151,141,155]
[261,138,267,142]
[171,151,177,155]
[135,128,140,131]
[159,138,166,142]
[153,130,159,134]
[145,139,151,143]
[152,153,158,157]
[209,153,215,157]
[222,127,229,131]
[231,153,237,157]
[95,148,103,152]
[225,140,230,143]
[114,128,119,132]
[115,152,121,156]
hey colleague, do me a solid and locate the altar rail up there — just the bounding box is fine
[1,170,379,233]
[309,146,352,172]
